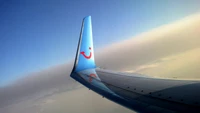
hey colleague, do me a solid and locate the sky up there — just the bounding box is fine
[0,0,200,86]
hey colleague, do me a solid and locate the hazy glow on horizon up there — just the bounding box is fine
[95,13,200,79]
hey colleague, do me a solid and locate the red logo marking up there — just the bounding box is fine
[89,74,96,82]
[80,47,92,59]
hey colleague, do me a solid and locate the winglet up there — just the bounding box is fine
[72,16,96,72]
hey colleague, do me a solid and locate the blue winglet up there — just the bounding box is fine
[73,16,96,72]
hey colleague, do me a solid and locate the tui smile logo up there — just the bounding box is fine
[80,47,92,59]
[89,73,96,82]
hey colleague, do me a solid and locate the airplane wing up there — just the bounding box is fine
[70,16,200,113]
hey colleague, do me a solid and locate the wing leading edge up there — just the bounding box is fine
[70,16,200,113]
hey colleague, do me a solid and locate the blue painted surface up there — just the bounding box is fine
[75,16,96,72]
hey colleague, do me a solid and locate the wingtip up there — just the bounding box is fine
[83,15,91,20]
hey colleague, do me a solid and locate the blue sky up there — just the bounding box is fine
[0,0,200,86]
